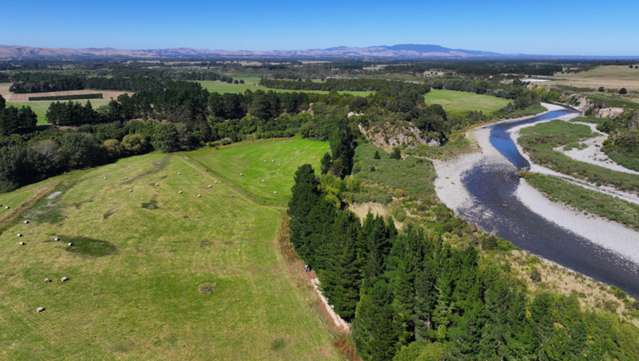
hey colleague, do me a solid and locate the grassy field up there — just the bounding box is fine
[518,120,639,193]
[525,173,639,231]
[424,89,510,116]
[7,99,110,125]
[197,77,372,96]
[351,143,437,205]
[0,138,342,361]
[550,65,639,91]
[1,82,121,124]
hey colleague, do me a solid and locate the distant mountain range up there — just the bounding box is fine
[0,43,502,60]
[1,44,636,61]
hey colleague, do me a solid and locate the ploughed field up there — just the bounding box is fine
[0,138,342,361]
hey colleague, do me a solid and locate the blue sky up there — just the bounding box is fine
[1,0,638,55]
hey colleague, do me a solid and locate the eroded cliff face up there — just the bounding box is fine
[569,95,625,118]
[357,122,438,151]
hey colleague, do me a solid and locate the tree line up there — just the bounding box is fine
[287,162,639,361]
[0,95,37,136]
[8,70,238,93]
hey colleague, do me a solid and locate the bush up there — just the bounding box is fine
[390,147,402,160]
[102,139,122,159]
[121,133,150,155]
[152,123,180,152]
[530,268,542,283]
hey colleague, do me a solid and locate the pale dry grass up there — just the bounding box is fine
[0,83,129,101]
[507,250,638,326]
[550,65,639,90]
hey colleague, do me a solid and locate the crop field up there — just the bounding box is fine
[0,139,341,361]
[424,89,510,116]
[550,65,639,91]
[197,77,372,96]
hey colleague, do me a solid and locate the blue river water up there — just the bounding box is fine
[460,109,639,296]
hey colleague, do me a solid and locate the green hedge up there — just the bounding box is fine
[28,93,103,101]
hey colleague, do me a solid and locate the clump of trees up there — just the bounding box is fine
[0,95,37,135]
[287,163,639,361]
[321,120,356,178]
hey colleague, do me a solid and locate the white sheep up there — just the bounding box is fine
[36,307,46,313]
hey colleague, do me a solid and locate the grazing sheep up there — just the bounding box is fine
[44,278,51,283]
[178,190,184,194]
[5,206,9,209]
[196,194,202,198]
[23,220,30,224]
[61,276,69,283]
[16,233,22,238]
[53,236,60,241]
[207,184,212,188]
[67,242,73,247]
[18,241,25,246]
[36,307,46,313]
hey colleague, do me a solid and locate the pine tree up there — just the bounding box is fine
[288,165,321,262]
[320,152,332,174]
[477,268,529,361]
[321,210,361,321]
[329,120,355,178]
[353,279,400,361]
[387,227,424,345]
[432,246,454,341]
[305,197,337,270]
[361,215,393,287]
[414,252,438,341]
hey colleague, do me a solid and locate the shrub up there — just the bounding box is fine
[390,147,401,159]
[121,133,150,155]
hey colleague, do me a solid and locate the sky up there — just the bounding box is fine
[1,0,638,56]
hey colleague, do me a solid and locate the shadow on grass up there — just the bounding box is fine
[64,236,117,257]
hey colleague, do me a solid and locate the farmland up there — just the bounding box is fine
[197,77,372,96]
[0,138,341,361]
[550,65,639,91]
[424,89,510,116]
[1,83,120,125]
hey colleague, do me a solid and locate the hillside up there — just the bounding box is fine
[0,139,340,361]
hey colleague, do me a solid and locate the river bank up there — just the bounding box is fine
[433,103,639,295]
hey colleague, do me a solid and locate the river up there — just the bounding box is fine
[458,109,639,296]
